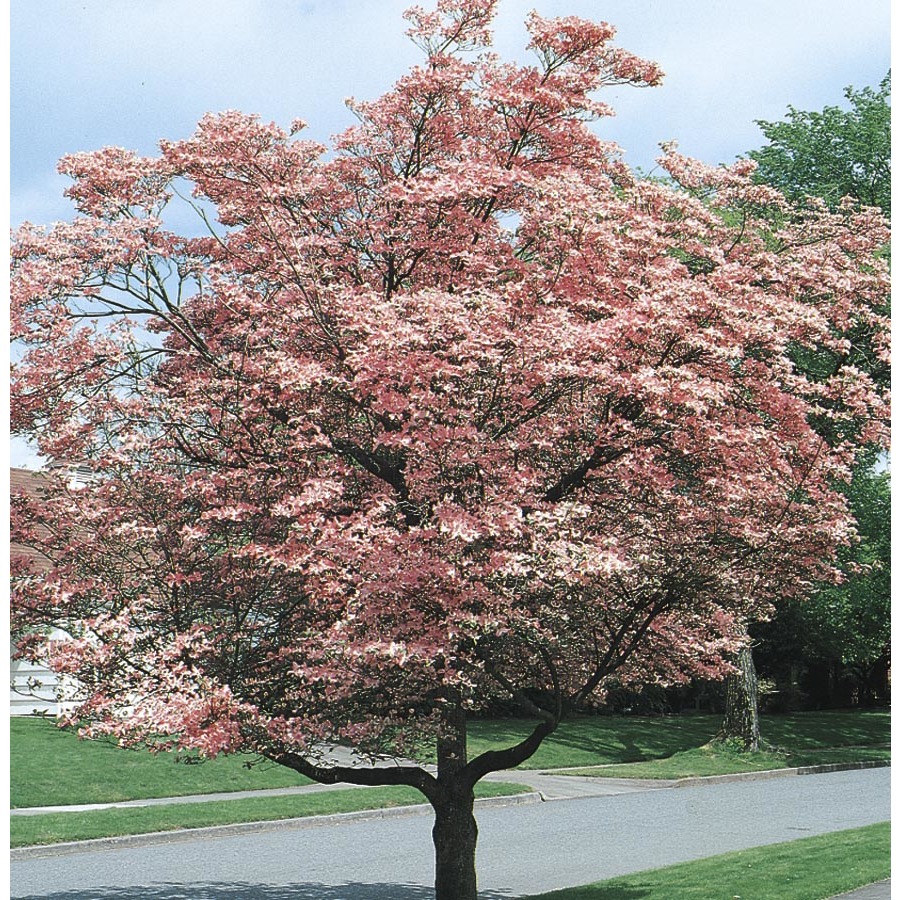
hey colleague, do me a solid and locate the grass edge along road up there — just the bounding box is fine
[11,781,531,848]
[525,822,890,900]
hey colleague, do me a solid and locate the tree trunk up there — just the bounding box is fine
[720,639,760,751]
[432,697,479,900]
[433,787,479,900]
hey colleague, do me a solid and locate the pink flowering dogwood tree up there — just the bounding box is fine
[11,1,889,896]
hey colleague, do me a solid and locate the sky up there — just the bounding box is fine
[8,0,891,467]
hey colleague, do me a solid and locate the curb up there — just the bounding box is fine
[547,759,890,789]
[10,791,542,860]
[672,759,890,788]
[827,879,891,899]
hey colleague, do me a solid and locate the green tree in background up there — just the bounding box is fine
[721,75,891,739]
[752,456,891,709]
[749,73,890,213]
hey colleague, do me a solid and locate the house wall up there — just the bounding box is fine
[10,467,72,717]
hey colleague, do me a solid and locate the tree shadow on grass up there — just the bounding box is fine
[762,710,889,751]
[534,885,651,900]
[12,882,517,900]
[538,716,717,765]
[470,716,720,768]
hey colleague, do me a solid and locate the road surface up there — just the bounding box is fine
[11,767,890,899]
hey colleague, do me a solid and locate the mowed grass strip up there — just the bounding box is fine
[525,822,890,900]
[11,781,531,847]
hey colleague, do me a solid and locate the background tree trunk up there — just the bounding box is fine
[720,638,760,751]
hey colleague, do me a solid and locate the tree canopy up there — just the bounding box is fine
[10,2,890,895]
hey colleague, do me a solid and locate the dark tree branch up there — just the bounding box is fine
[266,748,441,804]
[328,436,423,526]
[464,717,558,785]
[544,445,629,503]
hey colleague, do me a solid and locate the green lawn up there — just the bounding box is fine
[467,709,889,772]
[11,717,313,808]
[467,714,722,769]
[11,781,530,848]
[12,709,889,810]
[525,822,890,900]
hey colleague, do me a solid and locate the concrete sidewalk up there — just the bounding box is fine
[11,771,664,816]
[12,758,888,815]
[11,779,372,815]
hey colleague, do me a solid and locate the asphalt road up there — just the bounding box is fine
[11,767,890,899]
